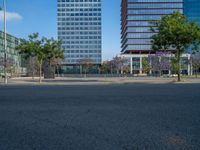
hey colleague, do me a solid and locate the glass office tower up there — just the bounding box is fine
[121,0,183,54]
[57,0,102,71]
[0,31,24,76]
[184,0,200,25]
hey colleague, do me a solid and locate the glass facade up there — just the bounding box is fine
[0,31,22,76]
[184,0,200,26]
[57,0,102,65]
[121,0,183,54]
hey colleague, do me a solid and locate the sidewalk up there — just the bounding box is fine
[1,77,200,85]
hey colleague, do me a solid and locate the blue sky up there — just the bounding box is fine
[0,0,121,60]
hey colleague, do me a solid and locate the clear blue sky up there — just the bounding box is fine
[0,0,121,60]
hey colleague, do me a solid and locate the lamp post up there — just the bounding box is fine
[3,0,7,84]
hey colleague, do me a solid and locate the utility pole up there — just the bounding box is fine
[4,0,7,84]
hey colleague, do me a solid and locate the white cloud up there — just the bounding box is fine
[0,11,22,22]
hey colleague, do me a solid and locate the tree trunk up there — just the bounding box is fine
[39,62,42,83]
[29,57,36,80]
[195,67,198,78]
[32,70,34,80]
[178,72,181,82]
[177,50,181,82]
[56,65,59,77]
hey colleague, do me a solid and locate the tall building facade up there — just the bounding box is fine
[121,0,183,54]
[57,0,102,72]
[184,0,200,26]
[120,0,193,75]
[184,0,200,53]
[0,31,24,76]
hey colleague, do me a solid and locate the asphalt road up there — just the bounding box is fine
[0,84,200,150]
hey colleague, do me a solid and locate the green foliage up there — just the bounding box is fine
[17,33,64,66]
[142,57,150,74]
[100,63,109,74]
[42,38,64,66]
[16,33,64,82]
[151,12,200,52]
[16,33,41,59]
[151,12,200,81]
[171,57,179,74]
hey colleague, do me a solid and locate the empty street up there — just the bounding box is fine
[0,83,200,150]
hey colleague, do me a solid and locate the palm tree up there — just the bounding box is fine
[43,38,64,78]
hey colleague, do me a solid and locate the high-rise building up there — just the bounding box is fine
[0,31,24,76]
[120,0,193,75]
[184,0,200,53]
[184,0,200,26]
[121,0,183,54]
[57,0,102,73]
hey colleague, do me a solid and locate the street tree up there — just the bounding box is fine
[16,33,44,83]
[148,52,171,76]
[100,62,109,74]
[16,33,41,79]
[151,12,200,81]
[17,34,65,82]
[78,58,93,77]
[107,60,115,74]
[142,57,150,74]
[112,56,129,74]
[0,57,15,77]
[42,38,64,78]
[191,52,200,78]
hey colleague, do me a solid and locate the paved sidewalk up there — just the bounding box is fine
[1,77,200,85]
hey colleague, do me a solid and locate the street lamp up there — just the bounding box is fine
[3,0,7,84]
